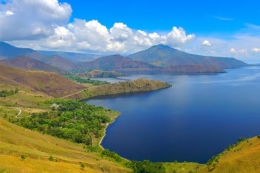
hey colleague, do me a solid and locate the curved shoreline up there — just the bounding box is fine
[99,123,109,150]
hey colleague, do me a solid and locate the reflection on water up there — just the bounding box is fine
[86,67,260,163]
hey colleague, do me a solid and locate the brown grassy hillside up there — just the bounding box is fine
[0,56,64,73]
[0,64,85,97]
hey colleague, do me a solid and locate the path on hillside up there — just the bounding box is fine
[13,107,22,118]
[60,89,86,99]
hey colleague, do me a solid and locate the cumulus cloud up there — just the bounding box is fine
[230,48,236,53]
[6,20,195,54]
[0,0,195,54]
[201,40,211,46]
[0,0,72,40]
[252,47,260,52]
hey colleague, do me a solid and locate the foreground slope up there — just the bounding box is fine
[0,64,85,97]
[129,44,247,68]
[0,118,130,173]
[197,137,260,173]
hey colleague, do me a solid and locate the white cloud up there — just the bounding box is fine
[0,0,72,40]
[214,16,233,21]
[166,27,195,47]
[230,48,236,53]
[6,17,195,54]
[201,40,211,46]
[239,49,247,53]
[5,10,14,16]
[252,47,260,52]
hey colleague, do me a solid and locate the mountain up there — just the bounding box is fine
[0,41,46,61]
[129,44,248,68]
[0,41,34,59]
[0,64,85,97]
[0,56,64,73]
[79,54,225,74]
[79,54,157,72]
[38,50,102,62]
[44,55,77,71]
[162,65,225,73]
[78,70,126,78]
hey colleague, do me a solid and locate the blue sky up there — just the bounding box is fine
[1,0,260,63]
[61,0,260,34]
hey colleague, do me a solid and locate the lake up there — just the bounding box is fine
[85,67,260,163]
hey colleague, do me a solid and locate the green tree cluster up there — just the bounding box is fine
[101,149,122,162]
[64,74,109,85]
[0,88,19,97]
[130,160,166,173]
[12,100,111,146]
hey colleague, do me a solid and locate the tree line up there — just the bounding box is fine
[0,88,19,97]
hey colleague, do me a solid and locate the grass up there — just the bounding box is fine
[163,162,205,173]
[0,118,131,173]
[196,136,260,173]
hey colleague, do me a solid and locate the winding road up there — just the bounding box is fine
[60,89,86,99]
[13,107,22,118]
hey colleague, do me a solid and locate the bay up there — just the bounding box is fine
[86,67,260,163]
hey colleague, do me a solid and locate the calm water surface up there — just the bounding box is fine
[86,67,260,163]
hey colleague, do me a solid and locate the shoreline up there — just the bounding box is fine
[98,113,130,161]
[99,123,109,150]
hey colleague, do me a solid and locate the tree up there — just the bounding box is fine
[21,154,26,160]
[49,155,54,161]
[80,163,85,170]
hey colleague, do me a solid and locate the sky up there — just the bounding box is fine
[0,0,260,63]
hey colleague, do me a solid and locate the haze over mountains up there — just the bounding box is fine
[0,41,248,74]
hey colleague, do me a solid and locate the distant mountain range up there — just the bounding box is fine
[38,50,102,62]
[129,44,247,69]
[79,54,225,73]
[0,41,248,74]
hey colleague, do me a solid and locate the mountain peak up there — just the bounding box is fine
[150,44,178,51]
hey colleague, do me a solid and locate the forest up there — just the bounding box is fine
[9,99,111,145]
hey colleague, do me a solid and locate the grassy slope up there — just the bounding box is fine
[0,118,130,173]
[0,84,130,173]
[196,137,260,173]
[68,78,171,100]
[0,64,85,97]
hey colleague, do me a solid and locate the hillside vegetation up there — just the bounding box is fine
[68,78,171,100]
[0,64,85,97]
[197,136,260,173]
[0,118,130,173]
[78,70,126,78]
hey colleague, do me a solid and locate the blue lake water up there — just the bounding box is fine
[86,67,260,163]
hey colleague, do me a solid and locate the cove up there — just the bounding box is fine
[85,67,260,163]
